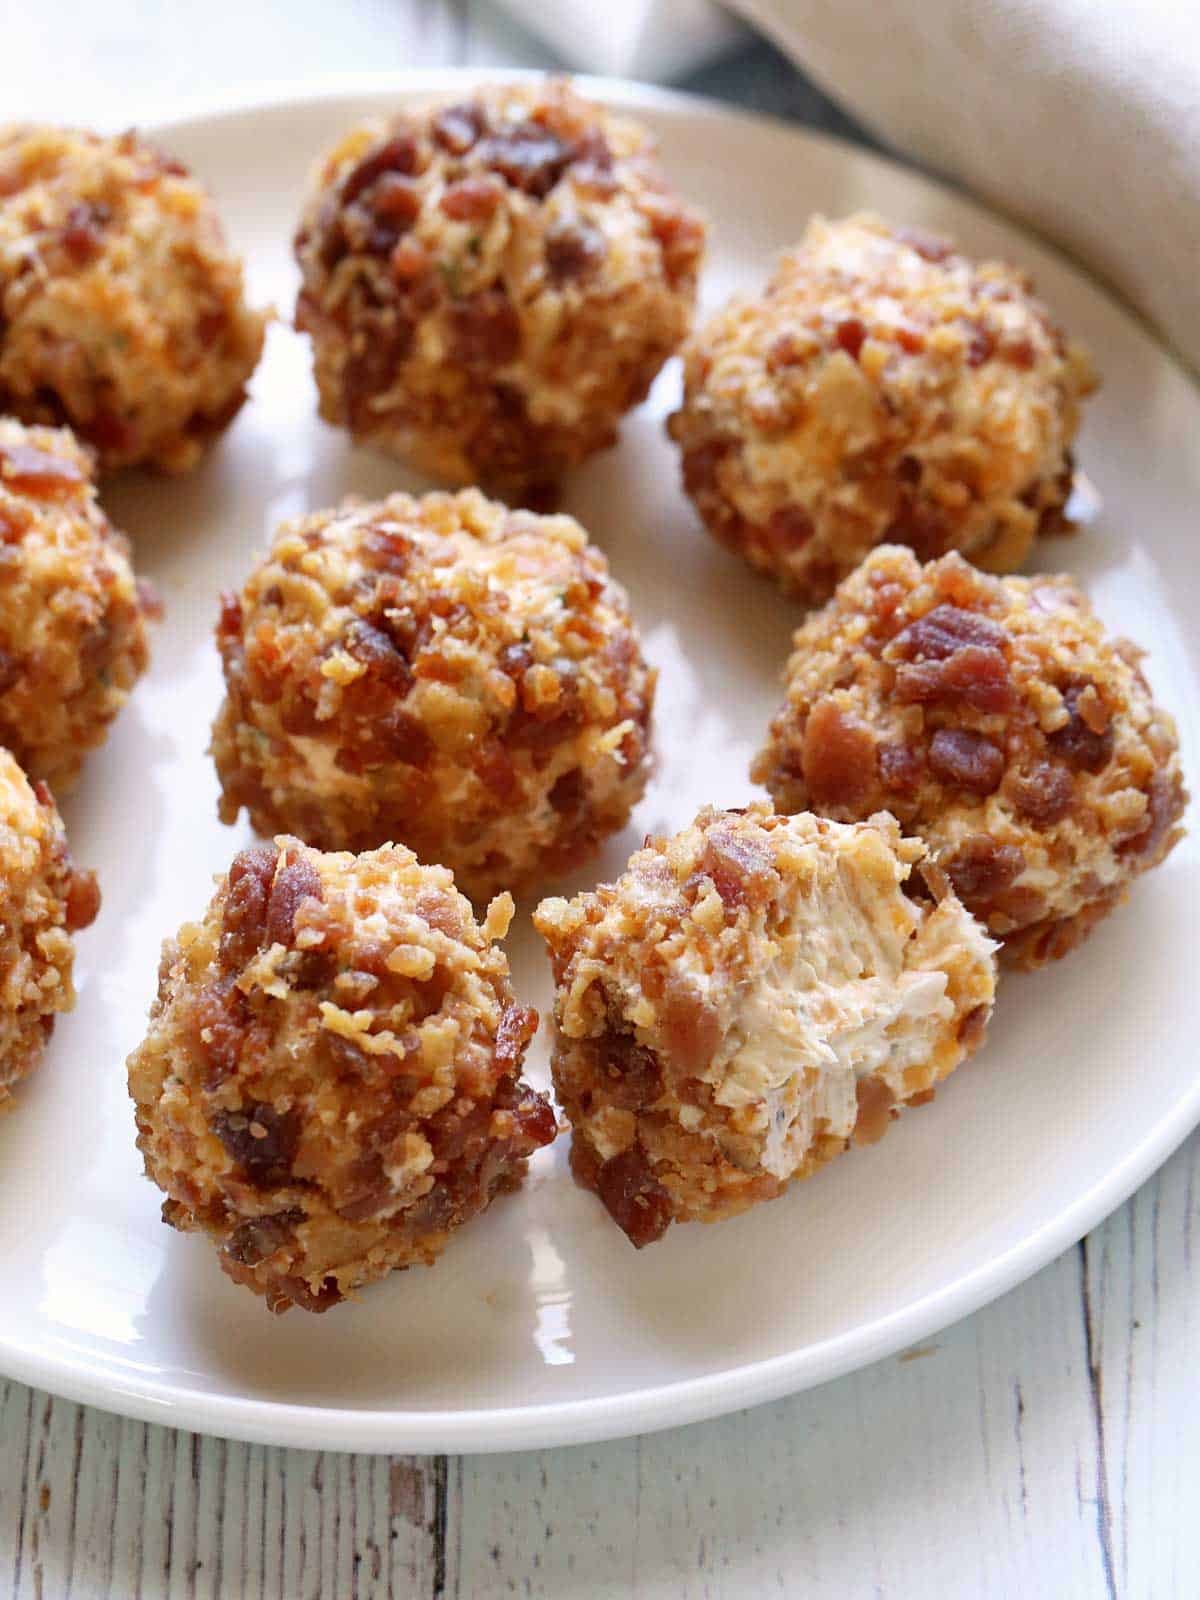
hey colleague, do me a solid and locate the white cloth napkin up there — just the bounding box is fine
[729,0,1200,372]
[496,0,1200,372]
[496,0,745,81]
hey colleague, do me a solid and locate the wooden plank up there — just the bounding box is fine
[1085,1128,1200,1600]
[452,1238,1116,1599]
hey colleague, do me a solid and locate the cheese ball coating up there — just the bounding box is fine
[294,78,705,501]
[213,489,656,904]
[534,805,995,1246]
[127,837,556,1312]
[668,213,1096,605]
[753,547,1187,967]
[0,748,99,1103]
[0,419,152,790]
[0,125,266,474]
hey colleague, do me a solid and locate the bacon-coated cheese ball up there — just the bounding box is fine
[127,837,555,1312]
[294,78,705,502]
[0,748,99,1103]
[669,213,1096,605]
[534,805,995,1245]
[0,419,153,790]
[213,489,655,904]
[753,547,1187,966]
[0,126,266,473]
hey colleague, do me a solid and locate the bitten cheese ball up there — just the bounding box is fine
[127,837,556,1312]
[0,748,99,1103]
[753,547,1187,966]
[213,490,655,904]
[294,78,705,502]
[0,125,266,473]
[534,805,995,1245]
[0,419,153,789]
[668,213,1096,604]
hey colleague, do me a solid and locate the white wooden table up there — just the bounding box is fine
[2,5,1196,1595]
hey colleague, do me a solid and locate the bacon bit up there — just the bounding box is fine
[266,853,323,948]
[479,122,572,197]
[545,219,605,281]
[599,1033,663,1110]
[879,741,925,794]
[267,1276,342,1315]
[341,318,414,423]
[220,845,277,968]
[432,102,486,155]
[0,444,85,496]
[211,1104,300,1188]
[548,766,586,815]
[884,499,949,562]
[0,505,28,544]
[570,128,617,195]
[343,618,413,695]
[1000,335,1036,369]
[680,438,730,501]
[389,237,429,283]
[765,504,813,551]
[700,824,778,911]
[965,324,995,366]
[341,133,420,205]
[663,977,720,1075]
[1118,769,1186,865]
[80,408,137,457]
[370,173,422,228]
[61,201,109,265]
[853,1077,896,1145]
[835,316,867,360]
[943,833,1026,904]
[224,1208,304,1267]
[894,646,1013,714]
[440,175,503,221]
[473,737,521,802]
[1048,682,1114,773]
[1006,761,1074,826]
[802,698,877,811]
[892,603,1010,661]
[928,727,1005,794]
[596,1146,672,1247]
[65,869,101,932]
[493,1073,558,1154]
[894,323,925,354]
[192,974,250,1087]
[449,289,520,365]
[495,1004,538,1074]
[647,204,705,286]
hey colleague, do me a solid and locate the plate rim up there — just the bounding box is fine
[4,67,1196,1455]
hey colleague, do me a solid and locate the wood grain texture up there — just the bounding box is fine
[0,3,1197,1597]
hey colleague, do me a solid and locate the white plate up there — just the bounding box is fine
[0,72,1195,1455]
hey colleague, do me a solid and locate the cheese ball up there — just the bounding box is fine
[0,418,153,790]
[668,213,1096,605]
[0,125,266,474]
[127,837,555,1312]
[534,805,995,1245]
[753,547,1187,966]
[213,489,656,904]
[0,748,99,1103]
[294,78,705,502]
